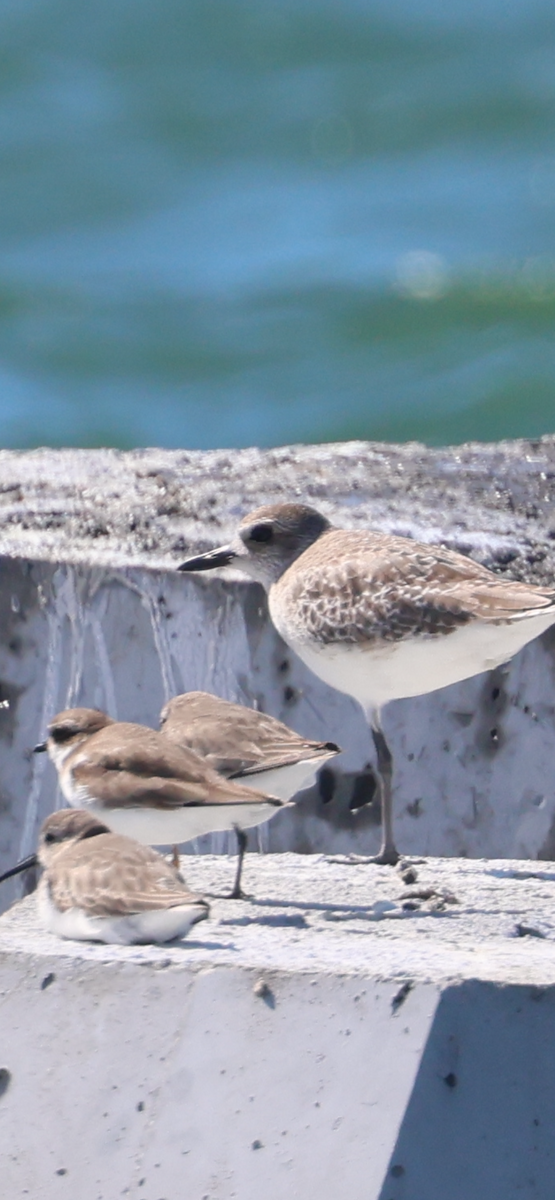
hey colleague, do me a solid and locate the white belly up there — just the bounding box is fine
[236,755,335,800]
[292,609,555,713]
[38,884,208,945]
[82,800,282,845]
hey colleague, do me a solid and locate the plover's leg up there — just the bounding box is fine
[326,718,399,867]
[370,719,399,866]
[229,825,248,900]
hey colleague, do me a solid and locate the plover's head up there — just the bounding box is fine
[178,503,331,589]
[35,707,114,769]
[160,694,184,728]
[159,692,205,730]
[37,809,110,866]
[0,808,110,884]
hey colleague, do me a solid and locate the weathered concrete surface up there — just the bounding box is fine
[1,438,555,582]
[2,438,555,906]
[1,853,555,1200]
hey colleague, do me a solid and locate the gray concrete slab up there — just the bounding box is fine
[0,854,554,1200]
[3,852,555,982]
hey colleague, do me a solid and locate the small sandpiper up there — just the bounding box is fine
[0,809,209,945]
[178,501,555,865]
[159,690,341,800]
[34,707,285,898]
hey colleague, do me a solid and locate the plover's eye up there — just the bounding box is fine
[249,524,273,544]
[50,727,75,744]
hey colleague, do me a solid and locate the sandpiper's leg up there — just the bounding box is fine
[171,844,180,871]
[370,720,399,866]
[229,825,248,900]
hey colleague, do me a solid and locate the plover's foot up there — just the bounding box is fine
[226,886,251,901]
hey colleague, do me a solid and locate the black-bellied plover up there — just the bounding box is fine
[178,502,555,864]
[34,707,285,897]
[159,690,340,799]
[0,809,209,944]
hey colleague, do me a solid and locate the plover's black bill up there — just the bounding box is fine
[0,852,37,884]
[178,546,236,572]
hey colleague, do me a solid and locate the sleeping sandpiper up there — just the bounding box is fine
[0,809,209,945]
[159,690,341,800]
[34,708,285,898]
[178,501,555,865]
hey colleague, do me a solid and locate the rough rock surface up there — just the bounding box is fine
[0,436,555,582]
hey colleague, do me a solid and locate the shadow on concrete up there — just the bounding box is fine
[379,981,555,1200]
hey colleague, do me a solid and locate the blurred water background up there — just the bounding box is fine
[1,0,555,450]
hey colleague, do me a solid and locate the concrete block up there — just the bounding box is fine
[1,853,555,1199]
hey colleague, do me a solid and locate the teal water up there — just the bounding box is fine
[1,0,555,450]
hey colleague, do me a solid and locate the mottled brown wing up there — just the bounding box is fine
[47,835,204,916]
[278,531,555,646]
[161,692,339,776]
